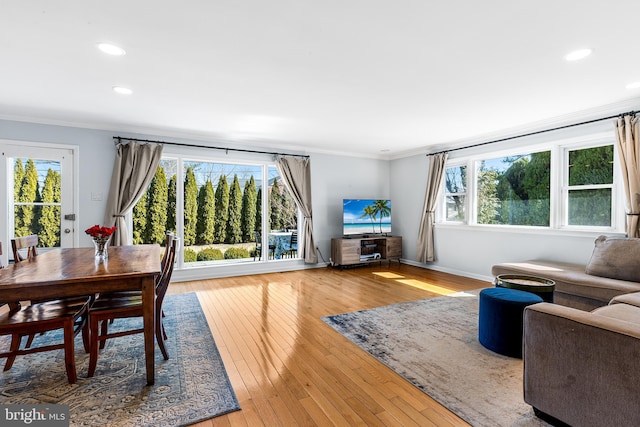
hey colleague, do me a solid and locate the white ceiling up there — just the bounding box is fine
[1,1,639,159]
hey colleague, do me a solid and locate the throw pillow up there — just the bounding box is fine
[585,235,640,282]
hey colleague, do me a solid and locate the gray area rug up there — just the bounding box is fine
[322,290,550,427]
[0,293,240,426]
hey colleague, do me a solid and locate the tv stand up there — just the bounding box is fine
[331,236,402,267]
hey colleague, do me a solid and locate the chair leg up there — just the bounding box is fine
[81,317,90,353]
[87,317,101,377]
[25,333,36,348]
[99,319,109,350]
[62,319,77,384]
[156,315,169,360]
[3,333,22,371]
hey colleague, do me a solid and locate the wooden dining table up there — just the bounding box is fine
[0,244,162,384]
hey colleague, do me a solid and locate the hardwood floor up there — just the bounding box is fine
[167,263,490,426]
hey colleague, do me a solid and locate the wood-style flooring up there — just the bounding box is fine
[167,263,490,426]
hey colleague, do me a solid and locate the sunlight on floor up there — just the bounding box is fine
[396,279,459,296]
[372,272,405,279]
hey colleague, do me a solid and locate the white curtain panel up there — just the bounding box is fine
[614,115,640,238]
[103,141,163,245]
[417,152,448,262]
[276,156,318,264]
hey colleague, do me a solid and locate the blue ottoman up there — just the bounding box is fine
[478,287,543,358]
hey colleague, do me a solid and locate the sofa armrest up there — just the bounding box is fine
[523,303,640,427]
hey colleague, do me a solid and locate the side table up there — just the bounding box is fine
[495,274,555,303]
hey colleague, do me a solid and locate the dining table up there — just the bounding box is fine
[0,244,162,385]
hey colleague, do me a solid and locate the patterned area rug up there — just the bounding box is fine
[0,293,240,426]
[322,290,550,427]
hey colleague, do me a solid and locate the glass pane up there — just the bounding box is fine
[445,166,466,193]
[13,158,61,247]
[268,166,299,259]
[181,161,263,265]
[568,145,613,186]
[476,152,550,226]
[568,189,612,226]
[446,195,465,221]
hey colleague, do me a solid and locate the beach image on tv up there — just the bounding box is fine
[343,199,391,235]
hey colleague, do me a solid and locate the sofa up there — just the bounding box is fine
[491,235,640,312]
[523,297,640,426]
[504,236,640,426]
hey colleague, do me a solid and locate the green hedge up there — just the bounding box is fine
[224,247,250,259]
[197,248,224,261]
[184,248,197,263]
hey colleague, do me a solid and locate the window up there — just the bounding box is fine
[444,165,467,222]
[441,140,619,231]
[476,151,550,226]
[566,145,613,227]
[132,156,299,268]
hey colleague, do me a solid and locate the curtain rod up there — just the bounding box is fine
[113,136,310,159]
[427,109,638,156]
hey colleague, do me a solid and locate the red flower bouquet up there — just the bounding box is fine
[85,225,117,239]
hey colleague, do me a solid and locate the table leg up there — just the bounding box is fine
[141,275,156,385]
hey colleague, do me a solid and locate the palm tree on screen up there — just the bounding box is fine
[373,200,391,233]
[360,205,377,233]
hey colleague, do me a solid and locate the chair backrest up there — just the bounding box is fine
[11,235,38,263]
[290,231,298,246]
[254,231,262,246]
[156,238,179,310]
[160,231,175,272]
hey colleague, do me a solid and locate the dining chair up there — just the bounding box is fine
[254,231,275,260]
[0,297,90,383]
[11,234,39,262]
[285,231,298,258]
[86,238,179,377]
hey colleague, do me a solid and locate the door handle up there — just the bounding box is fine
[64,228,71,234]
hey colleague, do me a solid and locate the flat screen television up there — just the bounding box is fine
[343,199,392,236]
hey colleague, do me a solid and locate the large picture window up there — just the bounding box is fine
[132,156,299,268]
[441,140,620,232]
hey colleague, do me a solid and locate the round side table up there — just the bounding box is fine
[495,274,555,303]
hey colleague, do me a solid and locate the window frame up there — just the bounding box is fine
[438,133,624,235]
[127,148,302,271]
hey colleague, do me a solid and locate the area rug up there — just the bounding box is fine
[0,293,240,426]
[322,290,550,427]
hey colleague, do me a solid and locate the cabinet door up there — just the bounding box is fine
[386,237,402,258]
[332,238,361,265]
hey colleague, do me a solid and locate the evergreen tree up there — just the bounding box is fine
[255,187,263,234]
[16,159,40,237]
[213,175,229,243]
[166,174,177,232]
[145,166,168,244]
[269,179,283,231]
[477,169,500,224]
[38,169,61,247]
[241,176,257,242]
[183,167,198,246]
[196,180,215,244]
[132,190,148,244]
[14,159,24,201]
[226,175,243,244]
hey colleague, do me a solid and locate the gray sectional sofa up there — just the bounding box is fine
[491,235,640,311]
[491,235,640,426]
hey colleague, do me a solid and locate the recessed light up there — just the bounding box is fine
[112,86,132,95]
[626,81,640,90]
[98,43,126,56]
[565,48,592,61]
[380,149,391,153]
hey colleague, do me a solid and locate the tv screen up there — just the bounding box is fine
[343,199,392,236]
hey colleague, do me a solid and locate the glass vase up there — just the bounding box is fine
[93,237,110,262]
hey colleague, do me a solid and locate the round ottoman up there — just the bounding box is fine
[478,287,543,358]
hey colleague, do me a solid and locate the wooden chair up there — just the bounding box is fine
[0,298,90,383]
[254,231,275,260]
[87,238,179,377]
[285,231,298,258]
[11,234,38,262]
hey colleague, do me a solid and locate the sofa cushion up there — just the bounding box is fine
[592,303,640,326]
[585,235,640,282]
